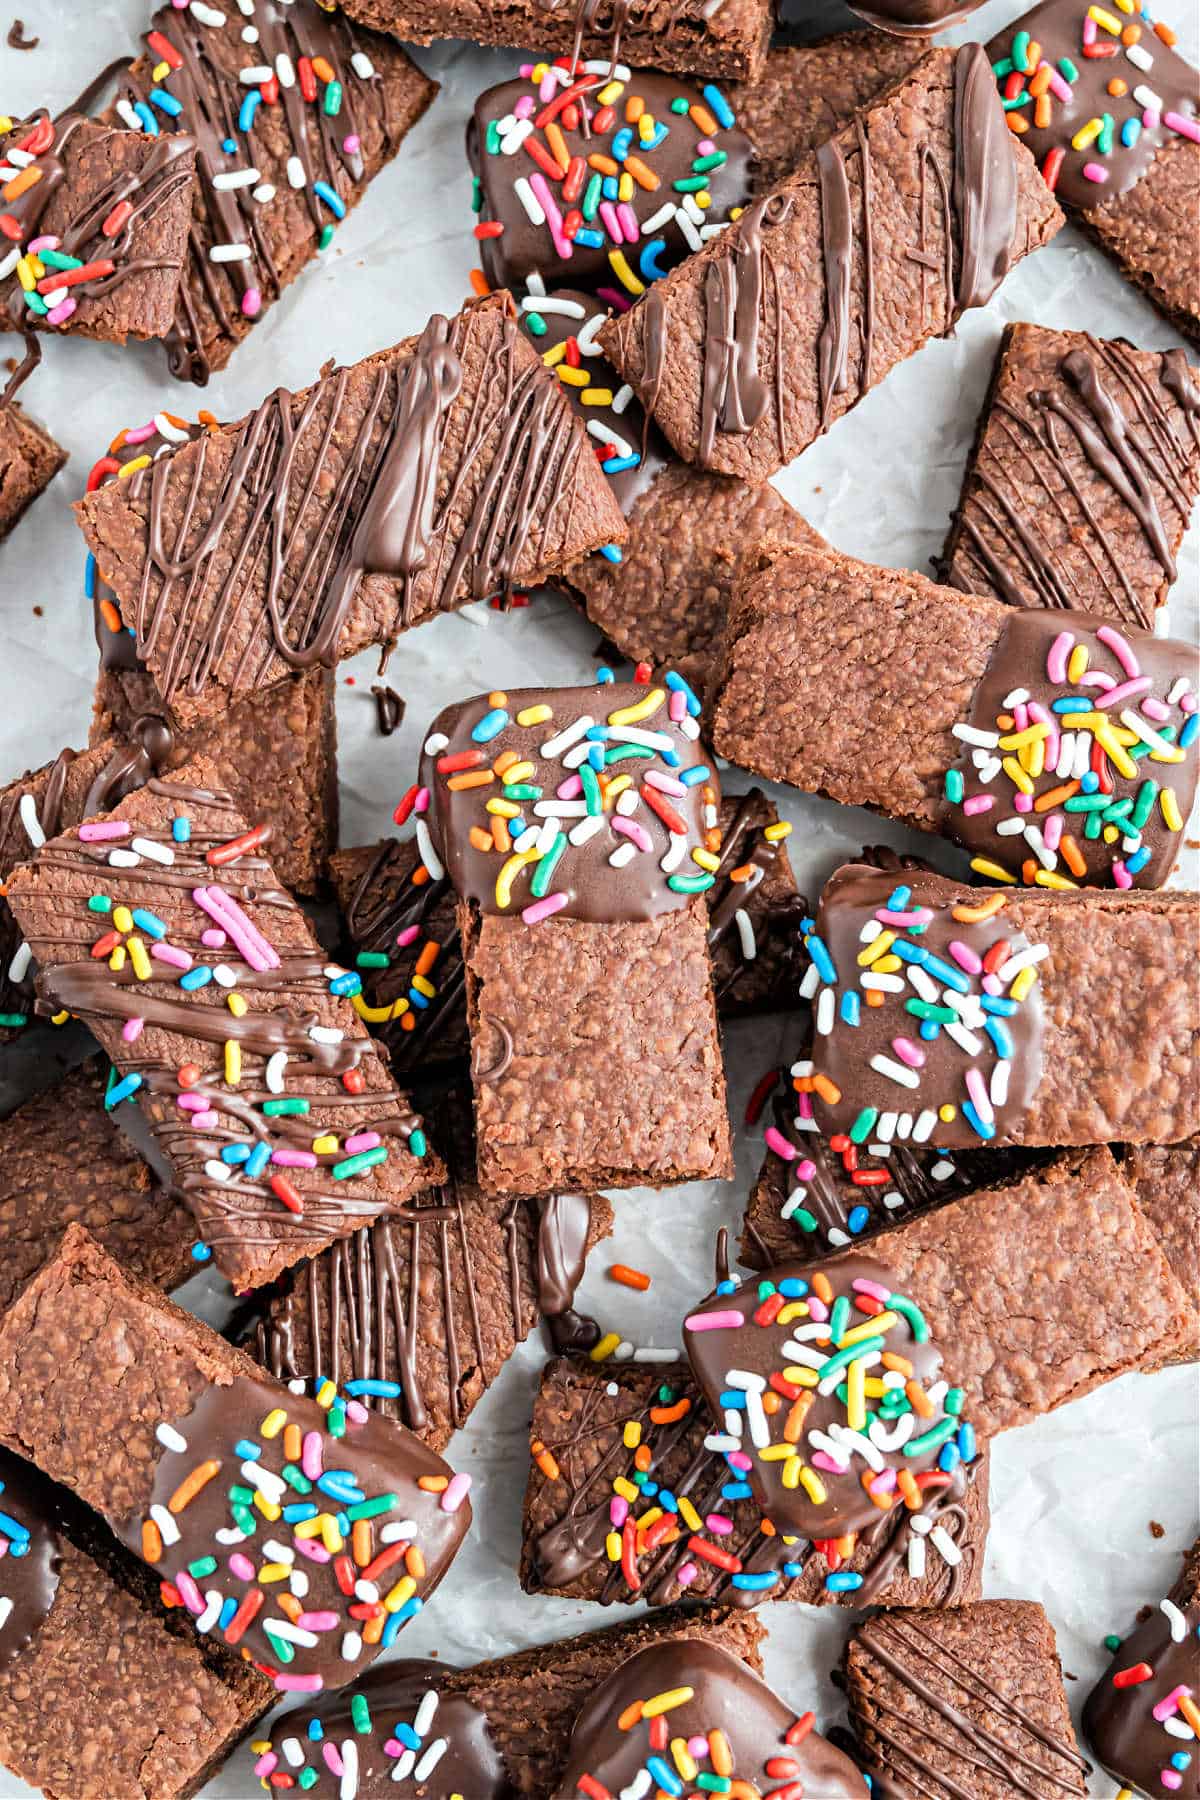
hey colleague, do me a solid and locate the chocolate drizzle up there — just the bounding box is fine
[851,1611,1091,1798]
[950,42,1017,316]
[698,191,786,463]
[816,138,854,432]
[954,336,1200,626]
[0,1447,61,1671]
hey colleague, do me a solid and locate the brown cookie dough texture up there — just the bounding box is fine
[0,398,66,542]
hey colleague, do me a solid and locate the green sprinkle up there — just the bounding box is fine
[849,1107,879,1145]
[230,1484,255,1506]
[904,1416,958,1457]
[1131,781,1158,829]
[1064,794,1111,812]
[331,1145,389,1181]
[672,175,710,192]
[1059,56,1078,80]
[670,96,690,113]
[530,831,566,898]
[300,1771,319,1791]
[356,951,390,969]
[603,744,653,764]
[944,1387,965,1416]
[579,763,602,816]
[1084,812,1104,840]
[502,782,541,801]
[1103,1633,1123,1653]
[817,1338,885,1384]
[409,1129,427,1158]
[1012,29,1030,68]
[188,1556,218,1579]
[345,1494,398,1522]
[829,1295,850,1342]
[0,1014,27,1029]
[1097,111,1115,155]
[657,1385,675,1405]
[757,1280,775,1300]
[263,1097,310,1115]
[282,1465,312,1494]
[232,1503,257,1535]
[582,172,603,220]
[471,175,482,213]
[329,1403,346,1438]
[88,895,113,913]
[692,151,727,173]
[525,310,547,336]
[352,1694,371,1735]
[23,291,47,315]
[944,768,965,804]
[40,249,82,271]
[318,224,334,250]
[485,119,501,154]
[263,1624,295,1663]
[323,79,343,116]
[991,56,1015,76]
[887,1291,930,1343]
[667,872,715,893]
[696,1777,732,1794]
[1002,93,1031,110]
[792,1208,818,1233]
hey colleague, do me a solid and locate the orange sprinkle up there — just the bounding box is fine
[649,1399,691,1425]
[587,153,619,175]
[469,826,493,852]
[622,154,660,191]
[284,1423,302,1463]
[710,1731,733,1778]
[3,164,42,201]
[833,1534,856,1559]
[1122,23,1142,42]
[906,1380,935,1419]
[625,95,644,121]
[728,863,754,882]
[1006,113,1029,134]
[1028,63,1052,95]
[311,55,336,81]
[446,770,494,790]
[689,103,718,134]
[491,816,512,854]
[811,1073,842,1103]
[277,1592,303,1623]
[418,1475,448,1493]
[411,864,431,887]
[951,893,1005,923]
[1035,94,1052,128]
[99,598,122,633]
[1060,834,1088,877]
[1153,19,1175,43]
[168,1459,221,1514]
[1034,779,1079,812]
[492,749,519,776]
[784,1394,813,1442]
[532,1439,560,1481]
[142,1518,164,1562]
[897,1469,922,1509]
[352,1520,372,1566]
[1107,76,1128,95]
[881,1351,914,1377]
[633,1444,652,1472]
[468,268,490,297]
[760,1518,776,1538]
[812,1271,833,1305]
[609,1263,651,1291]
[414,941,441,978]
[405,1545,426,1580]
[865,989,886,1007]
[618,1701,645,1732]
[762,1390,781,1415]
[363,1612,386,1645]
[1021,857,1038,884]
[544,121,570,171]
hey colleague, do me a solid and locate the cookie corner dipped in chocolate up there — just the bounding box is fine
[556,1637,867,1799]
[0,1445,61,1671]
[683,1254,979,1543]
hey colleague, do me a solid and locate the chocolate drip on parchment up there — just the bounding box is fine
[127,306,581,707]
[7,21,38,50]
[958,340,1200,626]
[851,1613,1090,1799]
[532,1365,981,1608]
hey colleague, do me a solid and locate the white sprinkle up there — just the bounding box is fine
[414,1740,448,1782]
[680,193,705,226]
[910,1512,933,1537]
[943,1021,983,1057]
[340,1630,363,1663]
[525,270,547,296]
[659,832,688,873]
[520,294,585,318]
[1121,707,1178,755]
[587,419,634,457]
[412,1691,440,1738]
[154,412,191,444]
[907,1533,927,1580]
[798,960,822,1000]
[605,725,673,750]
[351,50,376,79]
[289,1568,309,1598]
[265,1051,288,1094]
[204,1159,233,1182]
[18,793,43,848]
[641,201,676,235]
[156,1422,188,1454]
[991,1061,1011,1108]
[931,1159,956,1181]
[952,723,1000,748]
[882,1189,905,1211]
[780,1186,808,1221]
[1166,676,1191,705]
[116,98,142,131]
[213,964,238,988]
[861,972,904,993]
[1133,82,1163,109]
[930,1525,963,1566]
[1164,1717,1197,1741]
[611,383,635,415]
[568,813,605,847]
[379,1520,418,1544]
[734,908,756,962]
[150,1503,181,1547]
[613,1340,635,1361]
[281,1739,305,1770]
[196,1591,224,1633]
[209,242,252,263]
[215,1526,248,1545]
[6,941,30,984]
[1161,1597,1187,1642]
[212,167,261,190]
[275,52,296,87]
[1002,687,1030,707]
[191,2,227,24]
[415,818,444,880]
[392,1750,416,1781]
[253,183,276,204]
[912,1109,938,1143]
[0,247,19,280]
[869,1052,920,1089]
[514,176,545,226]
[246,1463,286,1503]
[239,64,274,84]
[675,209,702,252]
[815,987,835,1037]
[287,155,306,189]
[309,1024,344,1045]
[241,24,259,41]
[575,311,607,355]
[609,842,638,868]
[512,825,541,854]
[1125,41,1153,69]
[723,1409,745,1439]
[724,1368,767,1392]
[541,715,593,758]
[263,1540,295,1565]
[875,1114,898,1144]
[995,816,1026,837]
[1023,824,1057,871]
[264,1620,319,1648]
[995,942,1049,982]
[500,118,535,155]
[582,58,631,76]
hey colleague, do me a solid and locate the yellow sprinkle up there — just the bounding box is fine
[225,1039,242,1086]
[643,1687,694,1718]
[758,1442,801,1461]
[778,1455,802,1490]
[1087,3,1122,30]
[623,1420,642,1449]
[763,820,792,840]
[152,58,171,80]
[312,1134,339,1156]
[531,61,550,79]
[606,1531,622,1561]
[1033,870,1079,890]
[999,724,1051,751]
[671,1740,698,1782]
[352,993,408,1023]
[117,454,151,479]
[617,172,634,203]
[557,365,589,387]
[502,760,536,783]
[1002,755,1035,795]
[384,1576,416,1613]
[695,190,712,209]
[678,1497,702,1532]
[589,1331,621,1362]
[516,704,553,727]
[315,1380,337,1410]
[939,1103,958,1122]
[858,929,895,966]
[50,1010,70,1025]
[604,775,632,802]
[608,249,645,296]
[253,1492,282,1522]
[541,342,565,367]
[864,1378,887,1398]
[597,80,624,104]
[1010,966,1040,1002]
[227,992,248,1017]
[320,1517,344,1554]
[412,975,436,998]
[969,857,1017,883]
[777,1302,809,1324]
[260,1409,288,1438]
[638,114,657,143]
[636,1507,662,1532]
[846,1357,867,1433]
[1161,788,1183,832]
[485,798,521,818]
[692,848,720,871]
[782,1366,819,1387]
[1066,644,1090,682]
[127,935,152,981]
[609,687,665,727]
[840,1311,898,1346]
[258,1562,291,1583]
[251,1743,271,1756]
[797,1465,827,1505]
[1071,116,1104,149]
[495,848,538,909]
[874,954,902,974]
[1103,825,1120,844]
[613,1476,639,1501]
[15,257,35,292]
[582,387,614,405]
[108,945,127,973]
[112,905,134,934]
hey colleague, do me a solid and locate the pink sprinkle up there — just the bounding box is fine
[201,928,227,949]
[322,1744,344,1778]
[764,1126,796,1161]
[982,973,1003,996]
[228,1554,255,1581]
[853,1278,890,1301]
[440,1471,472,1514]
[644,770,687,796]
[1096,623,1139,678]
[964,1067,992,1123]
[617,202,640,241]
[1027,700,1059,766]
[414,787,430,814]
[876,906,933,929]
[274,1673,323,1692]
[346,1399,369,1425]
[685,1310,743,1332]
[192,885,280,971]
[79,820,130,842]
[687,1736,709,1761]
[796,1092,814,1121]
[1014,792,1034,814]
[522,892,569,925]
[812,1451,843,1474]
[123,1018,145,1043]
[1046,66,1073,101]
[696,137,716,154]
[808,1297,829,1323]
[272,1148,318,1168]
[26,235,59,255]
[705,1513,733,1535]
[519,62,534,76]
[344,1131,381,1154]
[1165,110,1200,144]
[177,1092,209,1112]
[384,1739,404,1757]
[514,94,535,118]
[1043,815,1064,852]
[727,1451,752,1472]
[302,1432,324,1481]
[1082,669,1115,691]
[47,297,77,326]
[190,1109,219,1130]
[890,1036,925,1070]
[241,286,262,317]
[962,795,994,816]
[1143,106,1161,129]
[597,285,631,312]
[529,172,572,259]
[870,1467,898,1493]
[342,133,361,155]
[1095,676,1153,709]
[538,71,556,102]
[1082,13,1097,40]
[254,1754,278,1778]
[293,1536,331,1565]
[176,1571,205,1614]
[1141,697,1170,722]
[610,1496,629,1527]
[1182,693,1198,714]
[676,1560,698,1587]
[124,422,157,445]
[599,200,625,245]
[948,940,982,975]
[396,924,420,947]
[1082,161,1109,183]
[297,1611,339,1631]
[1013,701,1030,732]
[668,689,687,721]
[1153,1686,1190,1722]
[1160,1775,1182,1793]
[152,941,192,970]
[1113,859,1133,889]
[1046,631,1074,684]
[557,774,583,799]
[796,1158,816,1181]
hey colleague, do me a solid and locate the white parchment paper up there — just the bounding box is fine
[0,2,1196,1793]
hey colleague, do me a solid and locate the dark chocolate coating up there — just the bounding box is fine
[0,1447,60,1671]
[556,1638,868,1798]
[848,0,985,30]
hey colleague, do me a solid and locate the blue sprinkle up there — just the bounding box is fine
[573,228,605,248]
[664,669,703,716]
[345,1379,403,1398]
[601,175,619,200]
[886,884,912,910]
[283,1503,318,1524]
[647,1758,683,1798]
[980,994,1018,1016]
[679,764,711,786]
[715,1277,737,1294]
[778,1279,807,1298]
[840,990,861,1027]
[731,1571,778,1590]
[1180,713,1198,749]
[939,1441,961,1473]
[133,100,159,135]
[782,1561,805,1578]
[658,1490,679,1513]
[238,92,261,132]
[641,122,669,150]
[222,137,237,154]
[105,1071,143,1109]
[1121,117,1141,147]
[313,179,346,218]
[396,1724,421,1751]
[1051,695,1092,712]
[191,1241,213,1262]
[407,986,430,1010]
[221,1143,251,1165]
[382,1596,422,1645]
[639,236,669,281]
[329,972,362,996]
[1171,1751,1191,1771]
[172,816,191,843]
[825,1570,864,1593]
[660,746,681,767]
[957,1421,977,1463]
[603,453,641,473]
[1081,769,1100,793]
[611,127,634,160]
[702,83,735,128]
[84,553,97,599]
[720,1481,752,1501]
[719,1390,747,1409]
[218,1597,238,1632]
[920,952,971,993]
[471,707,509,743]
[1125,846,1152,874]
[919,1019,940,1042]
[0,1513,31,1545]
[149,87,184,116]
[984,1017,1014,1059]
[131,908,167,940]
[847,1204,870,1234]
[235,1441,262,1461]
[599,543,623,563]
[318,1473,365,1503]
[244,1141,271,1180]
[962,1100,995,1141]
[804,932,837,985]
[179,965,213,991]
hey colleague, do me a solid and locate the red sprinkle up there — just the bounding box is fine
[686,1535,741,1573]
[393,784,419,826]
[473,220,504,238]
[620,1518,641,1592]
[562,154,587,204]
[270,1173,304,1216]
[1042,145,1066,190]
[223,1586,264,1645]
[1112,1662,1154,1688]
[207,824,271,867]
[91,930,122,959]
[576,1778,610,1800]
[333,1555,356,1596]
[786,1712,815,1746]
[437,749,485,773]
[147,28,183,67]
[17,116,54,157]
[342,1068,366,1095]
[640,785,687,835]
[0,214,21,242]
[754,1292,784,1328]
[851,1169,891,1187]
[36,258,115,293]
[101,198,133,238]
[634,661,653,684]
[261,73,280,103]
[298,56,317,101]
[177,1062,201,1089]
[523,135,567,180]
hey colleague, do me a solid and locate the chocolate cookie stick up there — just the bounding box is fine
[600,47,1063,481]
[105,3,438,382]
[801,864,1199,1151]
[987,0,1200,344]
[6,758,438,1290]
[0,110,195,341]
[414,676,732,1197]
[942,323,1200,628]
[74,295,627,730]
[711,543,1199,891]
[0,1225,472,1699]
